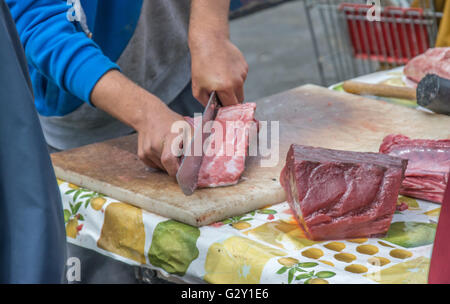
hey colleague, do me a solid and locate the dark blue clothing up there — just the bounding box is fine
[0,0,66,283]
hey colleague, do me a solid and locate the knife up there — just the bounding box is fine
[176,91,222,196]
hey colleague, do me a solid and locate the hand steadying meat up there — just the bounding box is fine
[189,0,249,106]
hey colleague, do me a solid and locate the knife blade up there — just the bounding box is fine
[176,91,222,195]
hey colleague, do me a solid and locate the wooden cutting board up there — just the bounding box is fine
[51,84,450,226]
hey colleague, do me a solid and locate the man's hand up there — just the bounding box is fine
[189,0,248,106]
[190,36,248,106]
[135,103,185,177]
[91,70,186,177]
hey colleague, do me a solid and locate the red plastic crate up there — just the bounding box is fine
[340,3,430,64]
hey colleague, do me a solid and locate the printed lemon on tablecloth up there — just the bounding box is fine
[368,257,391,267]
[66,218,79,239]
[97,202,146,264]
[323,242,346,252]
[365,257,430,284]
[345,264,368,274]
[204,236,286,284]
[244,220,318,250]
[334,252,357,263]
[356,245,379,255]
[90,197,107,211]
[302,248,324,259]
[148,220,200,276]
[347,238,368,244]
[382,222,437,248]
[424,207,441,218]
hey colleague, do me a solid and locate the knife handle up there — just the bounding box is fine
[342,81,417,101]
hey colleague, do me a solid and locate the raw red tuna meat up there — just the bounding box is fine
[280,144,407,240]
[184,103,258,188]
[380,134,450,203]
[404,47,450,85]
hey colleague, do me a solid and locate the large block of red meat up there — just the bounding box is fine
[380,134,450,203]
[404,47,450,85]
[280,145,407,241]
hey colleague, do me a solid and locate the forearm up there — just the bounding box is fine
[189,0,231,46]
[91,71,187,176]
[188,0,247,106]
[90,70,171,130]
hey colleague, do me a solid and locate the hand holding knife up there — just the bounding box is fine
[176,91,222,196]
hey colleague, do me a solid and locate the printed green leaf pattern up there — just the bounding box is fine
[316,271,336,279]
[63,209,71,223]
[276,257,335,284]
[257,209,277,215]
[220,208,278,230]
[276,267,288,274]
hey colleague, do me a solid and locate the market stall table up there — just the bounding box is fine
[56,68,449,284]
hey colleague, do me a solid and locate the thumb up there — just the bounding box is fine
[217,89,239,106]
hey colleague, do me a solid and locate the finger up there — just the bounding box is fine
[141,155,160,170]
[161,144,180,178]
[146,143,164,171]
[235,84,245,104]
[243,62,249,80]
[199,91,211,107]
[138,137,160,170]
[217,89,239,106]
[192,85,210,106]
[141,135,165,170]
[141,147,163,170]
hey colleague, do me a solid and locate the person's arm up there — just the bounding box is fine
[6,0,118,105]
[189,0,249,106]
[7,0,185,177]
[90,70,185,177]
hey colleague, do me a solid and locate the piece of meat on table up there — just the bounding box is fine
[280,144,407,241]
[380,134,450,204]
[404,47,450,85]
[196,103,258,188]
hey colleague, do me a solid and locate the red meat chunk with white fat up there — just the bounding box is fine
[280,145,407,241]
[183,103,257,188]
[404,47,450,85]
[380,134,450,203]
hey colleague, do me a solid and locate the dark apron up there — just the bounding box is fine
[0,0,66,283]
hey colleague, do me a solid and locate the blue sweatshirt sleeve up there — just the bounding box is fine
[6,0,119,105]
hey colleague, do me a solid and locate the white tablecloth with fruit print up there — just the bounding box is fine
[61,178,439,284]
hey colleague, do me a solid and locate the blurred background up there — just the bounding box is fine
[229,0,446,101]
